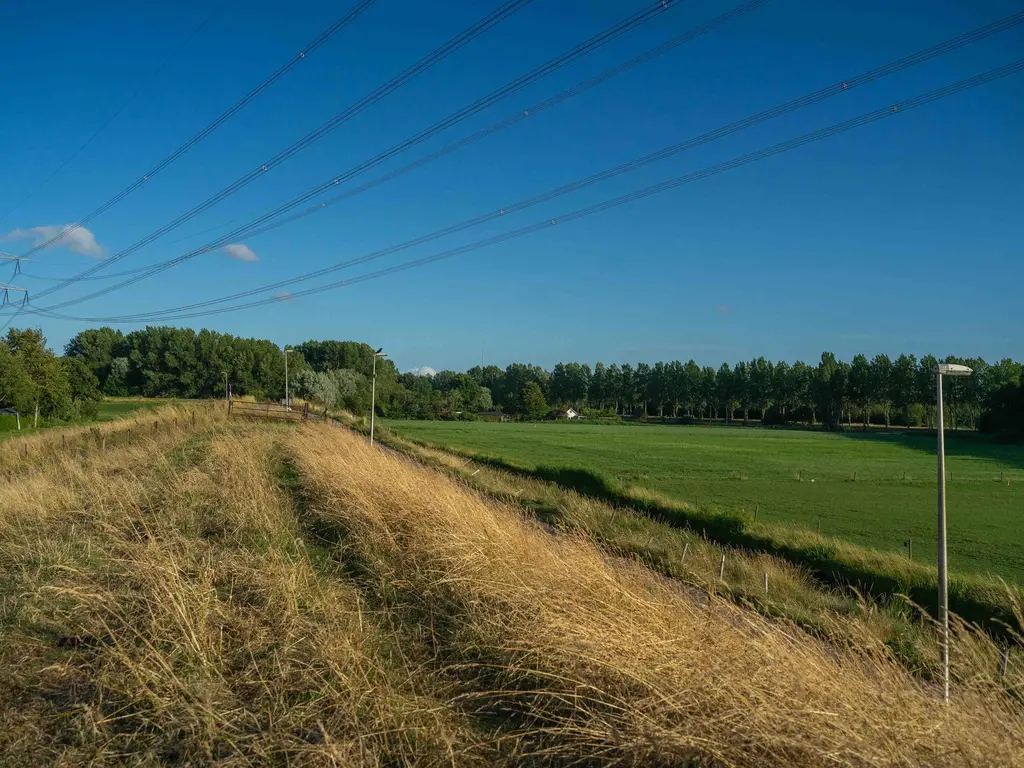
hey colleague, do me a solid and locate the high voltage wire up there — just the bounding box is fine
[0,0,231,228]
[19,0,761,287]
[24,0,536,303]
[15,0,380,260]
[21,4,1023,318]
[14,9,1022,321]
[35,59,1024,325]
[1,0,379,331]
[23,0,686,310]
[127,0,777,278]
[167,2,1023,277]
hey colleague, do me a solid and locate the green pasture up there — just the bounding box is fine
[387,420,1024,582]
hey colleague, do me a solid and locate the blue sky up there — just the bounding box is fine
[1,0,1022,373]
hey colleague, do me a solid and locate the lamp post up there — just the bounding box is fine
[284,347,292,409]
[370,347,386,445]
[223,371,229,403]
[934,361,972,702]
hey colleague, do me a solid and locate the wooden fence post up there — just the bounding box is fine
[718,554,726,581]
[154,420,159,433]
[681,542,688,564]
[754,503,759,522]
[764,572,769,594]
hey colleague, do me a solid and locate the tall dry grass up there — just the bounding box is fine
[290,424,1024,766]
[0,420,489,765]
[377,431,1024,690]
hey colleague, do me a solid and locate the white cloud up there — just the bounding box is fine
[273,291,292,302]
[716,304,732,314]
[223,243,259,262]
[408,366,436,377]
[4,224,105,258]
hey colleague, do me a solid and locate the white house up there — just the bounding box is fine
[565,407,579,420]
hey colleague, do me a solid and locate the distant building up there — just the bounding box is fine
[546,407,580,421]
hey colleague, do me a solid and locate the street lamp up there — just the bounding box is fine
[934,361,972,702]
[284,347,293,409]
[370,347,386,446]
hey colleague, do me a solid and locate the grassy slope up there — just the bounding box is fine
[377,426,1024,681]
[1,412,1022,764]
[386,420,1024,582]
[0,409,486,765]
[289,424,1024,765]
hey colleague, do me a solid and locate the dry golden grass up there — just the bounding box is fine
[0,419,489,765]
[290,424,1024,766]
[376,428,1024,688]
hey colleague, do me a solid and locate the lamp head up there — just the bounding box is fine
[934,363,972,377]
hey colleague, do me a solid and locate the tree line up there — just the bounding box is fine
[456,354,1023,431]
[22,325,1023,437]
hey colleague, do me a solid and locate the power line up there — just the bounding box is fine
[24,0,535,301]
[14,0,380,260]
[20,0,752,287]
[25,0,676,308]
[36,58,1024,325]
[26,3,1022,317]
[19,10,1022,320]
[0,0,231,227]
[24,0,765,286]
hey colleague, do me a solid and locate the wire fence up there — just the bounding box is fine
[228,399,334,424]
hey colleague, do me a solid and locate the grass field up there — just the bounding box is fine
[386,421,1024,583]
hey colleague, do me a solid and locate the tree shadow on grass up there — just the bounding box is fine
[469,454,1021,643]
[835,428,1024,470]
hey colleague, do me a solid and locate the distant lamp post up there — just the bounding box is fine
[370,347,386,446]
[934,361,972,702]
[284,347,293,409]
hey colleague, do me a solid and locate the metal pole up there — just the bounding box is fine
[370,353,377,445]
[937,371,949,702]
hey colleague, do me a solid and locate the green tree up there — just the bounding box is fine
[520,381,548,420]
[732,361,752,422]
[717,363,734,422]
[64,327,126,388]
[749,357,773,421]
[6,329,72,419]
[0,343,33,414]
[61,357,102,419]
[891,353,918,426]
[849,354,873,427]
[870,354,894,427]
[772,360,793,421]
